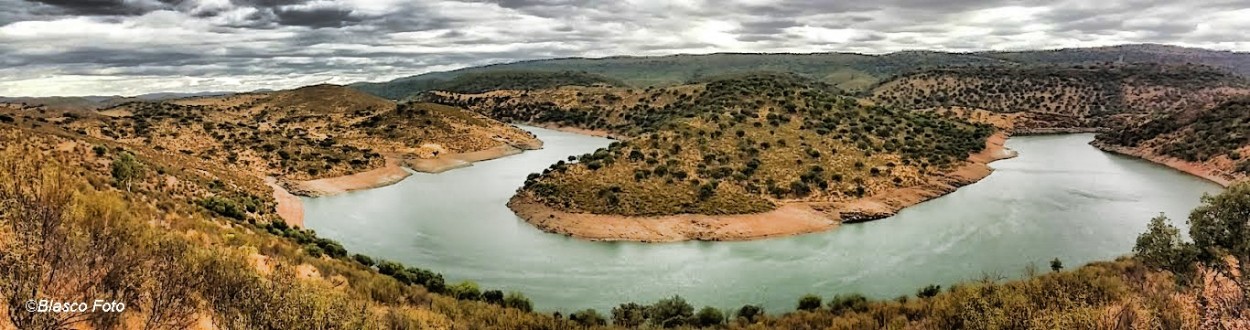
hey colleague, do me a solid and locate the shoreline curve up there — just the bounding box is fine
[507,132,1018,242]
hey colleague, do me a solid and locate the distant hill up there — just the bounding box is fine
[52,84,539,181]
[351,44,1250,100]
[869,62,1250,130]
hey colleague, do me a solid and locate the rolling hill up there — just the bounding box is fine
[46,84,540,189]
[351,44,1250,101]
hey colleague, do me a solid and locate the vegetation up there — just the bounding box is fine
[1099,98,1250,168]
[0,126,574,329]
[871,63,1248,129]
[352,44,1250,100]
[59,84,537,181]
[472,73,993,216]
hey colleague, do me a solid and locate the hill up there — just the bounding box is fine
[48,84,540,198]
[431,73,1004,241]
[6,114,1248,329]
[352,44,1250,100]
[869,63,1250,132]
[1093,98,1250,185]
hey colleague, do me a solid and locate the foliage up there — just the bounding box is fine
[110,151,144,191]
[1133,214,1197,274]
[569,309,608,327]
[797,294,823,311]
[475,73,994,216]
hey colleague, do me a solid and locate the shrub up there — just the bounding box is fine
[647,295,694,328]
[569,309,607,327]
[917,284,941,298]
[694,306,724,327]
[735,304,763,323]
[797,294,822,311]
[612,302,647,328]
[351,254,375,267]
[503,292,533,312]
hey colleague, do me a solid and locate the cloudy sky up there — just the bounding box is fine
[1,0,1248,97]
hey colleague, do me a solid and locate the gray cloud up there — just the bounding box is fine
[1,0,1249,96]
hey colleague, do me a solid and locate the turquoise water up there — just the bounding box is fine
[303,128,1221,313]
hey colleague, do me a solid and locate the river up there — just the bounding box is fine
[303,128,1221,313]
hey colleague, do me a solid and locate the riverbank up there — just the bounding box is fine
[407,143,539,173]
[508,132,1018,242]
[1090,141,1237,187]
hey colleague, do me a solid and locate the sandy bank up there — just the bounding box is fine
[1090,141,1237,187]
[280,157,412,197]
[508,132,1018,242]
[525,122,624,140]
[265,177,305,227]
[407,144,529,173]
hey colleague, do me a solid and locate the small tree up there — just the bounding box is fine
[916,284,941,298]
[694,306,724,327]
[797,294,822,311]
[612,302,647,328]
[735,305,763,323]
[1050,258,1063,272]
[1134,214,1197,274]
[111,151,144,192]
[502,292,533,312]
[569,309,606,327]
[647,295,694,328]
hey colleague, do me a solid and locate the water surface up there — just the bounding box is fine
[304,129,1221,313]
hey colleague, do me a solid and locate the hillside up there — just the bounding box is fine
[432,73,1003,241]
[51,84,541,195]
[353,70,623,99]
[6,100,1248,330]
[1093,98,1250,185]
[352,44,1250,100]
[870,63,1250,131]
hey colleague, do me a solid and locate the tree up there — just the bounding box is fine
[797,294,822,311]
[1050,258,1063,272]
[612,302,646,328]
[482,289,504,305]
[694,306,724,327]
[448,281,481,300]
[1187,182,1250,265]
[111,151,145,192]
[647,295,694,328]
[569,309,606,327]
[916,284,941,298]
[735,305,763,323]
[1134,214,1196,274]
[503,292,533,312]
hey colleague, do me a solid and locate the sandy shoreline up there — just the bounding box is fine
[508,132,1018,242]
[1090,141,1237,187]
[407,144,537,173]
[265,177,305,227]
[267,140,544,224]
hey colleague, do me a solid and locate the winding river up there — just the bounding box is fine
[303,127,1221,313]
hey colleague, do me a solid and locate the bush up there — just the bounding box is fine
[694,306,724,327]
[503,291,533,312]
[351,254,375,267]
[612,302,647,328]
[647,295,694,328]
[735,304,763,323]
[569,309,606,327]
[917,284,941,298]
[797,294,822,311]
[827,294,868,314]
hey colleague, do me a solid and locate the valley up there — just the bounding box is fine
[4,43,1250,329]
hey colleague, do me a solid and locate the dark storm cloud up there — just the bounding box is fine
[272,7,362,28]
[24,0,186,15]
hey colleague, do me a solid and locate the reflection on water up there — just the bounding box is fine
[304,129,1221,313]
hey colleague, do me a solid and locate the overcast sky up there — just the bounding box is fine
[1,0,1248,97]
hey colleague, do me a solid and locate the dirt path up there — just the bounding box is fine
[508,132,1018,242]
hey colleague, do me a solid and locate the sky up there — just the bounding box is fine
[1,0,1248,97]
